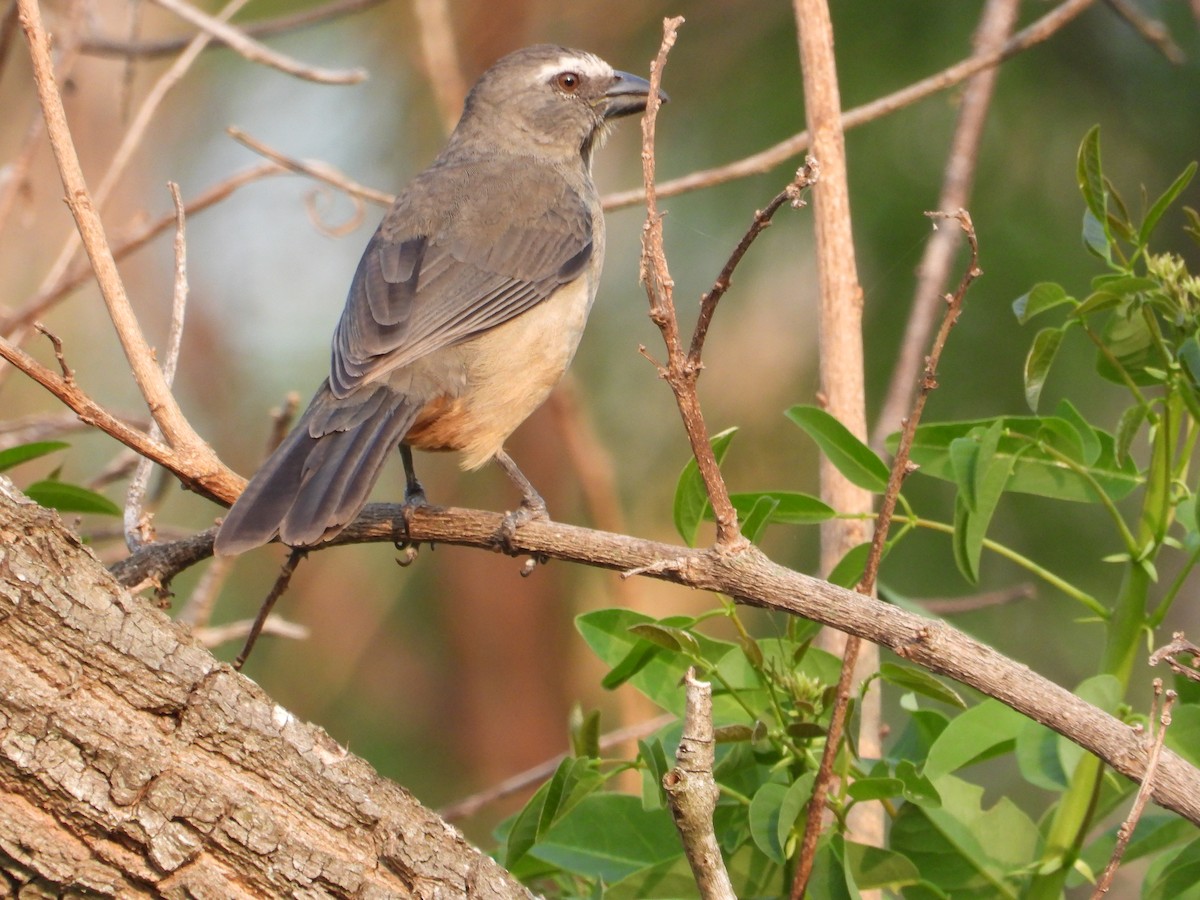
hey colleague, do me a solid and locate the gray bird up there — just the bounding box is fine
[214,45,658,556]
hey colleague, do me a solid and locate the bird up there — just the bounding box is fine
[214,45,659,556]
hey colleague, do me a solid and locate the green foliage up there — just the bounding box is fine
[503,128,1200,898]
[1,440,120,517]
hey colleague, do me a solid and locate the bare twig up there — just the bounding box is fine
[79,0,384,58]
[1149,632,1200,684]
[125,184,190,551]
[794,211,981,898]
[0,332,238,503]
[192,614,310,650]
[688,162,817,363]
[16,0,238,493]
[2,162,285,337]
[439,712,675,822]
[601,0,1096,211]
[413,0,467,135]
[1103,0,1185,64]
[148,0,367,84]
[920,582,1035,615]
[872,0,1019,448]
[639,17,745,552]
[663,669,736,900]
[1092,681,1178,897]
[234,548,307,669]
[227,126,395,206]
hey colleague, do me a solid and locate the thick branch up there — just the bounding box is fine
[0,479,531,898]
[103,500,1200,827]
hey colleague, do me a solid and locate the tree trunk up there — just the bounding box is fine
[0,477,530,899]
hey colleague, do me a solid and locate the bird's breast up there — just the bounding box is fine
[404,270,598,468]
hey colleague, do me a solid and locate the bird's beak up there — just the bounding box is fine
[601,71,668,120]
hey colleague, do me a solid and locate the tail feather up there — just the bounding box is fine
[214,382,419,556]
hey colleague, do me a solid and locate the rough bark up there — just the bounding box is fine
[0,477,531,899]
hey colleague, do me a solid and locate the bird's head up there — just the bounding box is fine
[454,45,665,166]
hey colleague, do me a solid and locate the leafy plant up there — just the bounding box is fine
[0,440,120,517]
[498,129,1200,897]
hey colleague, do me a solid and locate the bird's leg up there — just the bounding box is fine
[395,444,427,564]
[495,448,549,535]
[400,444,427,507]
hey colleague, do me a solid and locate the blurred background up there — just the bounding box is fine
[1,0,1199,843]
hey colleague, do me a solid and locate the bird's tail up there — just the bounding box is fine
[214,381,420,556]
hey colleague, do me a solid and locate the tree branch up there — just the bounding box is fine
[99,500,1200,828]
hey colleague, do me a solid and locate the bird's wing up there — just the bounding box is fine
[330,161,594,396]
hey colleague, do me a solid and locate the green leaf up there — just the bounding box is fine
[1082,208,1111,261]
[786,405,890,493]
[1015,720,1069,791]
[947,421,1015,583]
[638,738,670,810]
[568,705,601,759]
[529,793,682,883]
[895,759,941,807]
[1145,836,1200,900]
[25,481,121,517]
[0,440,69,473]
[900,417,1141,504]
[748,776,812,865]
[601,640,663,691]
[891,774,1042,898]
[844,841,921,891]
[1013,283,1074,324]
[1023,327,1065,412]
[740,494,780,544]
[1076,126,1106,225]
[628,623,701,657]
[923,700,1026,781]
[880,662,965,709]
[673,426,738,546]
[1140,161,1197,247]
[827,541,873,589]
[726,490,835,525]
[1055,399,1102,466]
[1115,404,1147,464]
[1096,309,1160,386]
[847,776,904,802]
[1178,335,1200,387]
[577,609,737,713]
[504,757,604,867]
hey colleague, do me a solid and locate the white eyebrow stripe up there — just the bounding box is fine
[531,55,611,84]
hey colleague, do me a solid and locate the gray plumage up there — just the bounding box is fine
[214,45,656,556]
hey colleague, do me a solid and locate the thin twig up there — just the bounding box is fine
[79,0,384,58]
[1091,681,1177,897]
[1103,0,1185,64]
[234,548,307,669]
[639,16,745,552]
[227,127,395,205]
[2,162,285,338]
[872,0,1020,449]
[794,211,981,898]
[688,161,817,364]
[147,0,366,84]
[193,614,310,650]
[439,712,674,822]
[919,583,1035,615]
[1149,632,1200,684]
[125,183,190,551]
[0,332,237,504]
[664,669,736,900]
[601,0,1096,211]
[16,0,237,490]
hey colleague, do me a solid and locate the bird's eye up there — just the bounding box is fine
[555,71,581,93]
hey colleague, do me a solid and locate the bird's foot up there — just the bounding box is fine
[395,486,434,564]
[496,496,549,556]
